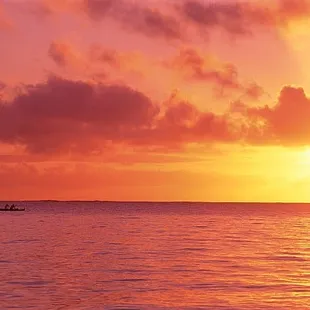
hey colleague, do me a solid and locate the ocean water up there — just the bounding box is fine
[1,202,310,310]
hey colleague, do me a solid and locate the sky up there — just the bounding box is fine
[1,0,310,202]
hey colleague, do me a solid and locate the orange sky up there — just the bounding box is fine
[1,0,310,202]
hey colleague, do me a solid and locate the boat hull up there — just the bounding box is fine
[0,209,25,212]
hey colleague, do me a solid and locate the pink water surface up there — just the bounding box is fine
[1,202,310,309]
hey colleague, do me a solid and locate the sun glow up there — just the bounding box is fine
[296,148,310,178]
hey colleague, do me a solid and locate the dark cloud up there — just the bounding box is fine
[32,0,310,41]
[179,1,251,36]
[82,0,184,41]
[169,47,263,98]
[0,76,242,154]
[130,99,241,148]
[0,76,159,153]
[179,0,310,36]
[170,48,240,89]
[32,0,184,41]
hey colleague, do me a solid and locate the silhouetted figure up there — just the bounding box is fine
[10,204,16,210]
[5,204,9,210]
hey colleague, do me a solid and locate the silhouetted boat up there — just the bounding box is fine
[0,208,25,212]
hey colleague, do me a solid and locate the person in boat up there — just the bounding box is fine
[10,204,16,210]
[5,204,9,209]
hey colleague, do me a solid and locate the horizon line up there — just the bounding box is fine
[1,200,310,204]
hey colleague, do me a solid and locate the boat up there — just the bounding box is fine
[0,207,25,212]
[0,208,25,211]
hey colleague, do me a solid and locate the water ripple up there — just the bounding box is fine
[1,201,310,309]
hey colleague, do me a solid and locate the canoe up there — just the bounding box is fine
[0,208,25,212]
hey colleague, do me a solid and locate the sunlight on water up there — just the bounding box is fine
[1,202,310,309]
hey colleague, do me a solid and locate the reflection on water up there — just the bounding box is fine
[1,202,310,309]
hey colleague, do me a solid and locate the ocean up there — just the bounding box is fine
[1,201,310,309]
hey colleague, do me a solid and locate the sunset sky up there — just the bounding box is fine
[1,0,310,201]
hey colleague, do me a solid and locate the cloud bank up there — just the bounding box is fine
[1,76,310,157]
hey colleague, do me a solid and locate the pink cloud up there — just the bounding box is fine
[33,0,184,41]
[2,75,310,156]
[47,42,149,80]
[168,47,264,99]
[179,0,310,36]
[246,86,310,145]
[29,0,310,42]
[48,41,81,68]
[277,0,310,25]
[89,45,121,68]
[0,76,241,155]
[82,0,184,41]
